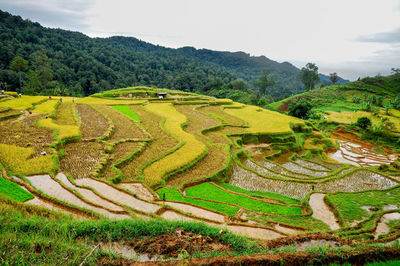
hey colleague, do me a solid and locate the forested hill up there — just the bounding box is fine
[0,10,347,103]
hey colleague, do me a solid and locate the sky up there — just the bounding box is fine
[1,0,399,81]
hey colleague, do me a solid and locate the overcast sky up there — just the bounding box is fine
[1,0,400,80]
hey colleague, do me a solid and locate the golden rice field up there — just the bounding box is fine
[0,95,47,110]
[142,103,207,186]
[0,143,55,175]
[225,105,304,134]
[38,102,80,140]
[119,105,179,181]
[32,99,58,114]
[94,105,148,142]
[199,105,247,126]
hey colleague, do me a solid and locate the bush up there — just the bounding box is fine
[288,99,313,119]
[356,117,372,130]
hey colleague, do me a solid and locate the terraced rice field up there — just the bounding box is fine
[2,88,400,245]
[60,141,105,179]
[142,103,207,187]
[224,105,304,134]
[38,102,80,140]
[95,105,148,142]
[77,104,109,140]
[119,105,178,181]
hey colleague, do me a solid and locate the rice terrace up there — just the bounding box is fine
[1,80,400,264]
[2,4,400,265]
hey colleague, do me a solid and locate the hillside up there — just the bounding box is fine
[0,10,347,103]
[1,86,400,264]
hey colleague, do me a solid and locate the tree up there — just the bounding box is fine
[10,56,28,93]
[329,72,338,85]
[299,63,319,91]
[288,99,313,119]
[356,117,372,130]
[254,68,275,98]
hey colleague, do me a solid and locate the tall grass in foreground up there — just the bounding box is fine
[0,196,261,265]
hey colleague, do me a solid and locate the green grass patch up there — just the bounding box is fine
[186,183,302,215]
[0,176,34,202]
[326,188,400,224]
[157,188,239,217]
[112,105,141,122]
[219,183,301,205]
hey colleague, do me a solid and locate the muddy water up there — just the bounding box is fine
[295,159,329,171]
[160,210,197,222]
[274,224,303,235]
[282,162,329,177]
[118,183,156,200]
[226,225,284,240]
[374,212,400,239]
[56,173,124,212]
[75,178,161,213]
[309,193,340,230]
[26,175,127,219]
[25,197,84,219]
[328,138,397,167]
[165,201,226,223]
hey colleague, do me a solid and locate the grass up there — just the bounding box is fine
[0,195,260,264]
[112,105,141,122]
[186,183,302,215]
[0,176,34,202]
[224,105,304,134]
[0,143,55,175]
[219,183,301,205]
[38,102,80,140]
[326,188,400,225]
[157,188,239,217]
[143,103,207,187]
[0,95,47,110]
[33,99,58,114]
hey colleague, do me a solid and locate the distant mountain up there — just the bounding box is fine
[0,10,348,103]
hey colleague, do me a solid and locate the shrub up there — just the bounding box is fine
[288,99,313,119]
[356,117,372,130]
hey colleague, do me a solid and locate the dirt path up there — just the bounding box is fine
[164,201,225,223]
[75,178,161,213]
[374,212,400,239]
[56,173,125,212]
[309,193,340,230]
[118,183,156,200]
[26,174,128,219]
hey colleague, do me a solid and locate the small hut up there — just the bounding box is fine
[157,92,167,99]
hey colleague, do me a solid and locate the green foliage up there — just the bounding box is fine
[111,105,141,122]
[254,68,275,98]
[288,99,313,119]
[330,72,338,85]
[299,63,319,91]
[356,117,372,130]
